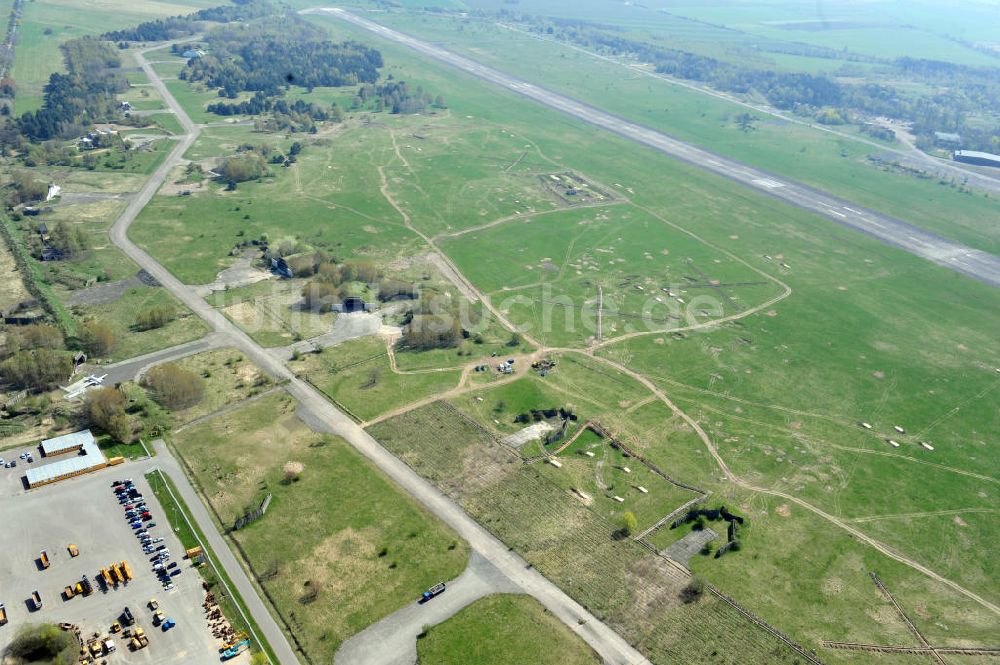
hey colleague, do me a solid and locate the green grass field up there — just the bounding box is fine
[368,402,814,664]
[10,0,217,115]
[416,594,600,665]
[172,392,470,663]
[110,8,1000,662]
[364,12,1000,255]
[145,469,276,663]
[295,337,462,422]
[132,125,418,284]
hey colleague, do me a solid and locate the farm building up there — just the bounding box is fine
[182,49,205,59]
[953,150,1000,168]
[27,431,108,488]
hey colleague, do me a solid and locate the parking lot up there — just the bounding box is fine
[0,458,235,663]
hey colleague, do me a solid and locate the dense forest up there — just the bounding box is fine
[183,18,382,97]
[504,13,1000,153]
[16,39,127,141]
[101,0,274,42]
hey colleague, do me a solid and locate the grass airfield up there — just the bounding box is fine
[121,11,1000,659]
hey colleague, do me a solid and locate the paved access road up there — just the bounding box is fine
[108,45,651,665]
[305,7,1000,290]
[334,552,522,665]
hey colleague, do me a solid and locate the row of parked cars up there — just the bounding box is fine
[0,450,35,469]
[112,479,182,591]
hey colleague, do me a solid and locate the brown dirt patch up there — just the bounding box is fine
[872,370,886,379]
[776,503,792,517]
[765,309,778,317]
[0,239,31,311]
[953,516,968,527]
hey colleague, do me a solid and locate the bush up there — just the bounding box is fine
[4,622,76,664]
[0,349,73,391]
[134,304,176,331]
[401,315,462,350]
[143,363,205,410]
[679,575,705,604]
[621,511,638,537]
[78,321,115,357]
[5,324,64,354]
[219,152,267,185]
[84,387,136,442]
[282,460,304,484]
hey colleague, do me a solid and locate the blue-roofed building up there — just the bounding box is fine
[41,430,96,457]
[27,431,108,488]
[954,150,1000,168]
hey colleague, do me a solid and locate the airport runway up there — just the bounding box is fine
[305,7,1000,290]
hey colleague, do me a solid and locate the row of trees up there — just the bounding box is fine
[355,81,445,115]
[101,0,274,42]
[0,324,71,391]
[16,39,128,141]
[207,91,343,131]
[512,14,1000,153]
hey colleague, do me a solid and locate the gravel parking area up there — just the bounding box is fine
[0,462,232,664]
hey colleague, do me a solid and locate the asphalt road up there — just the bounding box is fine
[334,552,522,665]
[305,7,1000,290]
[91,333,226,385]
[145,441,296,664]
[108,45,652,665]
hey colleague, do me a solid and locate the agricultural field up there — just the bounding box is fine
[416,594,601,665]
[0,227,30,312]
[171,391,470,663]
[368,401,813,664]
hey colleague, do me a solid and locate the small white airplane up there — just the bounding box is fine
[61,374,108,400]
